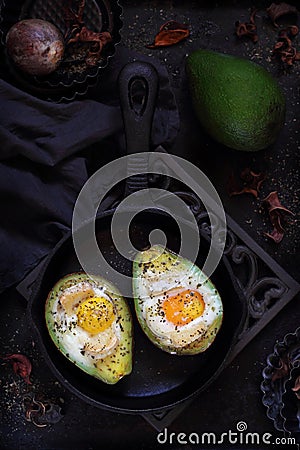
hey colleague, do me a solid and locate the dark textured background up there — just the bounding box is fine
[0,1,299,449]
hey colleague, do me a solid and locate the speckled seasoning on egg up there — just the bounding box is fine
[45,273,133,384]
[133,245,223,355]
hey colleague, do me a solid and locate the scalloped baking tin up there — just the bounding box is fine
[261,327,300,437]
[0,0,123,102]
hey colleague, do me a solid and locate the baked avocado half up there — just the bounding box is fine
[45,272,133,384]
[132,245,223,355]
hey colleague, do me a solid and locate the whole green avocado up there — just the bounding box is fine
[186,49,286,151]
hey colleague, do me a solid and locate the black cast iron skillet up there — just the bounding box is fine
[27,61,247,414]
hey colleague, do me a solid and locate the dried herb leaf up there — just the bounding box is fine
[1,353,32,384]
[146,20,190,48]
[267,2,298,27]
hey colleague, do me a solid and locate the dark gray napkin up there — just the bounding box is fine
[0,46,179,293]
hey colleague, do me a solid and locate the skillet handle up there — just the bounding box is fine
[118,61,159,194]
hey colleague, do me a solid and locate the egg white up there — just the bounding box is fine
[51,284,121,367]
[144,284,222,348]
[137,249,223,349]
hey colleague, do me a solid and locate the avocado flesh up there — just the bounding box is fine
[186,49,286,151]
[45,272,133,385]
[133,245,223,355]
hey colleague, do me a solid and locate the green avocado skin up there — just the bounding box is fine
[186,49,286,151]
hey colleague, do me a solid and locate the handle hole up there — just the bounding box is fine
[129,78,148,116]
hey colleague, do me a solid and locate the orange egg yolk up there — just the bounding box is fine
[162,289,205,326]
[76,297,115,334]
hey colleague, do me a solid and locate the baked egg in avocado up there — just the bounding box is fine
[133,245,223,355]
[45,273,133,384]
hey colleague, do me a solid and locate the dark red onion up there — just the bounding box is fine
[6,19,65,76]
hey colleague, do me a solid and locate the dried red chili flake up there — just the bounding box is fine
[267,2,298,27]
[288,25,300,36]
[22,393,64,427]
[263,191,293,213]
[1,353,32,384]
[63,0,112,66]
[271,356,290,382]
[146,20,190,49]
[235,9,258,43]
[292,375,300,399]
[228,168,266,198]
[272,25,300,65]
[262,191,295,243]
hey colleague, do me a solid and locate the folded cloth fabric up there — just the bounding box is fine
[0,45,179,293]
